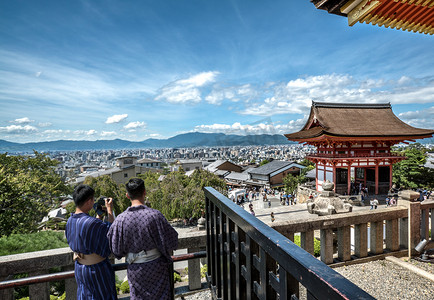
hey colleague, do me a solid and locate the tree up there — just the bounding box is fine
[392,143,434,189]
[0,152,71,236]
[259,159,269,166]
[283,163,315,195]
[82,175,129,214]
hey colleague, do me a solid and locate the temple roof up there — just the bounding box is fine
[311,0,434,35]
[285,102,434,141]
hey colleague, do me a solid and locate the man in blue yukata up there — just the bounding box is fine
[107,178,179,300]
[65,184,117,299]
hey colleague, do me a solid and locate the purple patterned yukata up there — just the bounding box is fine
[107,205,178,300]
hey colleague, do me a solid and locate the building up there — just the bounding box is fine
[311,0,434,35]
[205,159,243,173]
[172,159,203,172]
[137,158,162,169]
[285,102,434,195]
[248,160,305,188]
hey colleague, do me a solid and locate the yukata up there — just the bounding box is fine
[65,213,117,300]
[107,205,179,300]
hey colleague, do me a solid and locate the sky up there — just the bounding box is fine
[1,0,434,143]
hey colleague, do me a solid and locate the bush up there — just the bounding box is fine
[200,264,208,278]
[173,272,182,282]
[119,281,130,294]
[0,231,68,256]
[293,235,321,257]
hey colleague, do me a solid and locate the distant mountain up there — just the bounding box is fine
[0,132,295,152]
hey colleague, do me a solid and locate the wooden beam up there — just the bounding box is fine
[348,0,381,26]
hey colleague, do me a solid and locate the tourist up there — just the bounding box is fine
[268,199,271,208]
[271,212,275,222]
[370,198,374,210]
[249,203,255,216]
[65,184,117,300]
[372,198,379,209]
[107,178,178,299]
[385,196,390,207]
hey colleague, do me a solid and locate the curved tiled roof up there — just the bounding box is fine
[285,102,434,141]
[312,0,434,35]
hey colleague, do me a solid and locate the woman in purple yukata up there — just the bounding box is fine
[65,184,117,300]
[107,178,178,300]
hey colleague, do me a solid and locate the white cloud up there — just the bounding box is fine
[399,107,434,129]
[43,129,65,134]
[124,121,147,131]
[149,133,161,137]
[155,71,219,104]
[73,129,98,136]
[0,125,38,134]
[101,131,117,137]
[239,74,434,116]
[12,117,33,124]
[194,118,306,135]
[106,114,128,124]
[38,122,52,127]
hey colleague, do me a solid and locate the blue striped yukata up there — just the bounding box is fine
[65,213,117,300]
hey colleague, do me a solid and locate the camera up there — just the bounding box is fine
[93,196,110,216]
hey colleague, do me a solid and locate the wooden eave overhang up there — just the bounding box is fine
[285,101,434,143]
[311,0,434,35]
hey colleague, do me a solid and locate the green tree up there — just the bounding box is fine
[283,163,314,195]
[259,159,269,166]
[82,175,129,214]
[392,143,434,189]
[0,152,71,237]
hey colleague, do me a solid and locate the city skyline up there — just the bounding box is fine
[1,0,434,143]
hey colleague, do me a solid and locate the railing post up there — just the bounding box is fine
[399,217,408,249]
[28,270,49,300]
[369,221,383,255]
[0,276,13,300]
[420,208,430,241]
[408,201,421,257]
[301,230,314,255]
[320,228,334,264]
[188,247,202,291]
[337,226,351,261]
[385,219,399,252]
[354,223,368,258]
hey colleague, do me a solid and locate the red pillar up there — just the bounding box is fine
[389,164,393,190]
[315,164,319,191]
[375,163,379,195]
[347,164,351,195]
[333,164,336,193]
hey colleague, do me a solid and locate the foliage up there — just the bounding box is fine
[200,264,208,278]
[139,169,226,220]
[259,159,269,166]
[119,280,130,294]
[293,235,321,257]
[0,230,68,256]
[0,152,71,236]
[392,144,434,189]
[82,175,129,215]
[282,162,315,195]
[173,272,182,282]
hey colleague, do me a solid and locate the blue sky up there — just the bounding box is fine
[1,0,433,143]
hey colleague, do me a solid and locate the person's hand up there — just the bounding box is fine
[105,198,114,214]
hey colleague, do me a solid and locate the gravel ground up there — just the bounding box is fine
[179,258,434,300]
[333,259,434,300]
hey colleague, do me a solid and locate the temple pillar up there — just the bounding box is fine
[347,165,351,195]
[389,164,393,190]
[375,163,379,195]
[333,164,336,193]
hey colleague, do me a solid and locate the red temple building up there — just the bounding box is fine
[285,102,434,195]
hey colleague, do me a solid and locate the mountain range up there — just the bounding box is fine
[0,132,295,152]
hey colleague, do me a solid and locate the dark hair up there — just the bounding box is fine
[126,178,145,199]
[73,184,95,207]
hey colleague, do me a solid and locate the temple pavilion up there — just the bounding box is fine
[285,102,434,195]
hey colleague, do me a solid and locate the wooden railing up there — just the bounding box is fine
[0,233,206,300]
[307,152,405,159]
[204,187,374,299]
